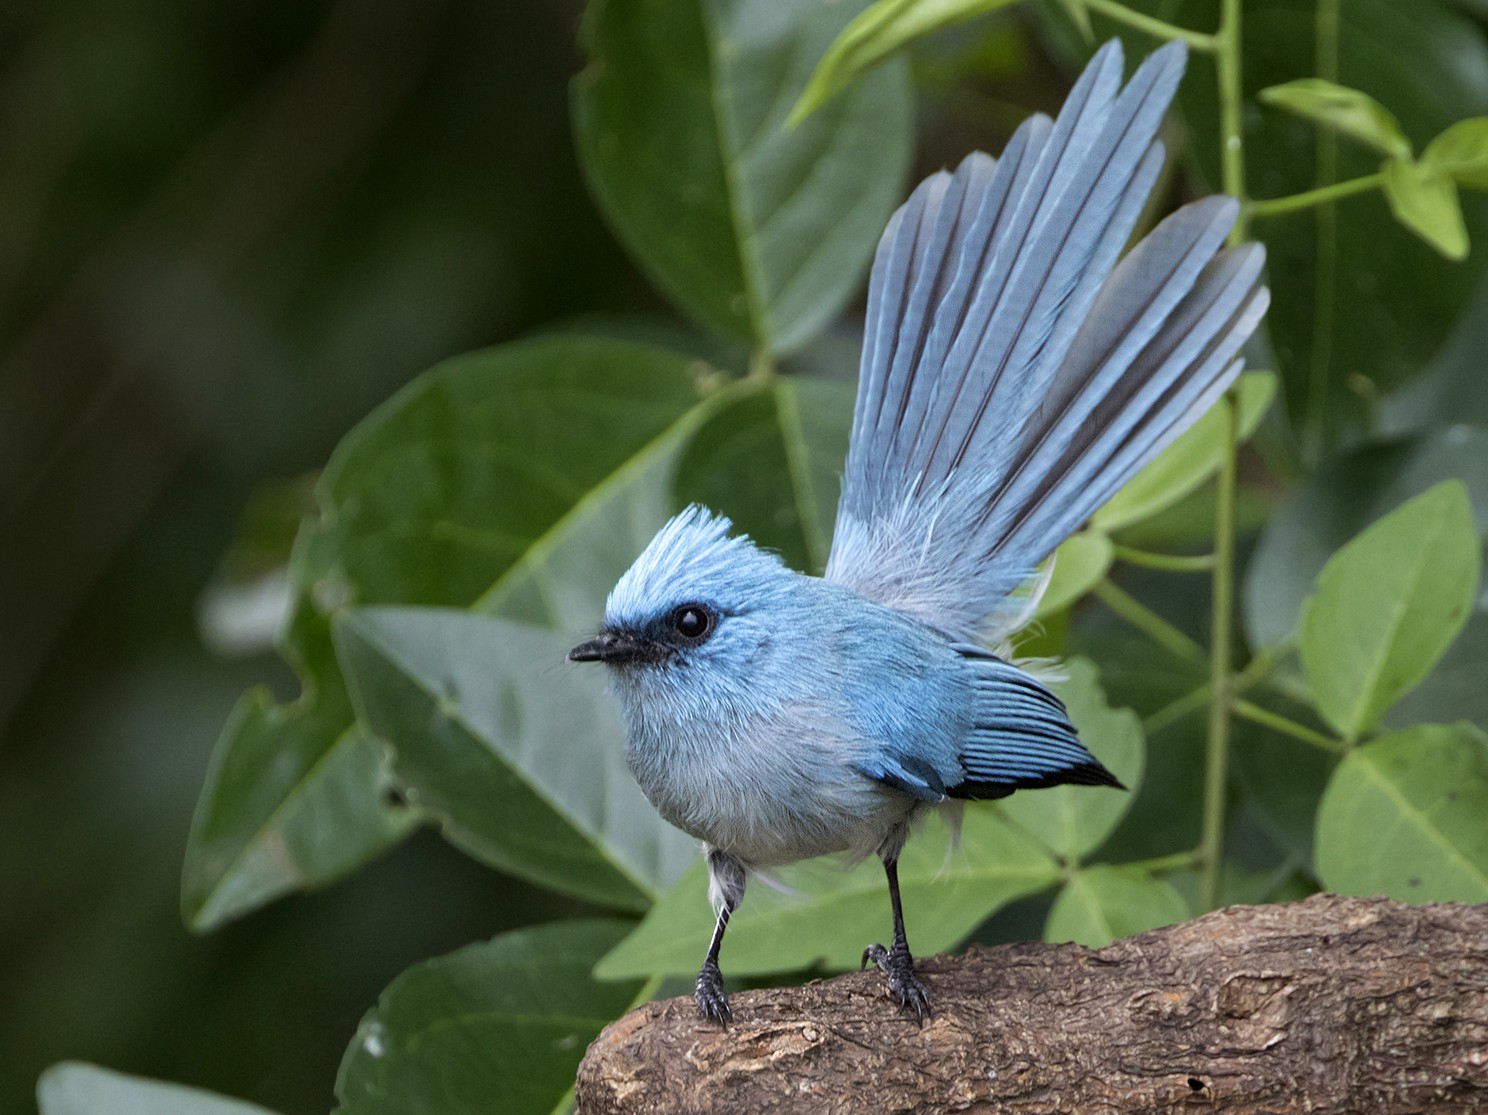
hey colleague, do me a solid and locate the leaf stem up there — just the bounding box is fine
[1247,172,1382,220]
[1093,580,1206,663]
[1112,544,1216,572]
[1083,0,1218,52]
[1199,391,1239,912]
[1123,850,1201,875]
[1232,698,1343,754]
[747,349,776,380]
[1142,682,1211,737]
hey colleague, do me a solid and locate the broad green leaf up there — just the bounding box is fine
[335,920,642,1115]
[1423,117,1488,189]
[674,377,853,573]
[1043,865,1190,948]
[998,658,1144,860]
[183,337,705,929]
[595,809,1059,979]
[1149,0,1488,441]
[1316,723,1488,902]
[1244,426,1488,651]
[1299,480,1480,740]
[573,0,913,353]
[1230,692,1338,858]
[1092,371,1276,532]
[1258,78,1412,158]
[790,0,1020,123]
[1382,157,1470,260]
[335,608,696,909]
[38,1064,279,1115]
[1034,531,1112,619]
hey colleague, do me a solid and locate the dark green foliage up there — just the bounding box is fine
[16,1,1488,1112]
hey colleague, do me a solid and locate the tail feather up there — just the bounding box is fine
[826,40,1270,641]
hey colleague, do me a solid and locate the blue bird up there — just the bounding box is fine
[568,39,1268,1025]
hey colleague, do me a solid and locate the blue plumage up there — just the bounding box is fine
[569,40,1268,1026]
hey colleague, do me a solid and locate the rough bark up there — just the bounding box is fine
[576,894,1488,1114]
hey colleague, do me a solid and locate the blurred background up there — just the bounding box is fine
[0,1,644,1110]
[5,0,1487,1112]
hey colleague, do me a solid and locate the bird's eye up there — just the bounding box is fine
[670,603,715,644]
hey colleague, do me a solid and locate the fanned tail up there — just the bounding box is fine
[826,39,1269,642]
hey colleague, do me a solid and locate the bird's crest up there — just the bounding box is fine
[605,506,787,628]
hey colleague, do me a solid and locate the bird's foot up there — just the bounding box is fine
[695,958,732,1027]
[862,942,931,1024]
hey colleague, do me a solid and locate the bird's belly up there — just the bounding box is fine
[625,715,915,867]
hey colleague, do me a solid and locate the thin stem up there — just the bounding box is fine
[1199,392,1239,912]
[1233,699,1343,754]
[1305,0,1343,464]
[1093,580,1206,663]
[1217,0,1246,243]
[1247,173,1382,220]
[1083,0,1218,51]
[747,349,776,381]
[1143,682,1211,737]
[1113,544,1216,572]
[1124,850,1202,876]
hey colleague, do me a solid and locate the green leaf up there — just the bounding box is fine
[997,658,1144,860]
[38,1064,279,1115]
[1155,0,1488,440]
[184,337,705,930]
[1244,426,1488,651]
[791,0,1020,123]
[1258,78,1412,158]
[1299,480,1480,739]
[595,809,1059,980]
[573,0,913,353]
[335,608,696,909]
[674,377,853,573]
[1043,865,1190,948]
[1424,117,1488,189]
[1034,531,1112,619]
[1382,156,1470,260]
[335,920,642,1115]
[1092,371,1276,533]
[1315,723,1488,902]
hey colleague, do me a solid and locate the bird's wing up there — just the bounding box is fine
[824,40,1268,641]
[945,649,1121,800]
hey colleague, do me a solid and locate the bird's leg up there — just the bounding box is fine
[696,848,745,1026]
[861,855,931,1023]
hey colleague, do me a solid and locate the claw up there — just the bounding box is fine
[862,941,931,1024]
[695,958,732,1027]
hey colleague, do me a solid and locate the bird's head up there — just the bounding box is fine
[567,506,795,681]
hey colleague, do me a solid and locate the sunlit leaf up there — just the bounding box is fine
[335,921,641,1115]
[1382,157,1469,260]
[574,0,913,353]
[790,0,1020,122]
[1092,371,1275,532]
[38,1064,279,1115]
[998,658,1144,860]
[1258,78,1412,158]
[183,337,705,930]
[1315,723,1488,902]
[1034,531,1112,619]
[1299,481,1480,740]
[1423,117,1488,189]
[1043,864,1189,948]
[595,809,1059,980]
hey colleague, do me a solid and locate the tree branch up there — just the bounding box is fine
[577,894,1488,1114]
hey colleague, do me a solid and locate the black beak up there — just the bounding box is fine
[568,629,647,664]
